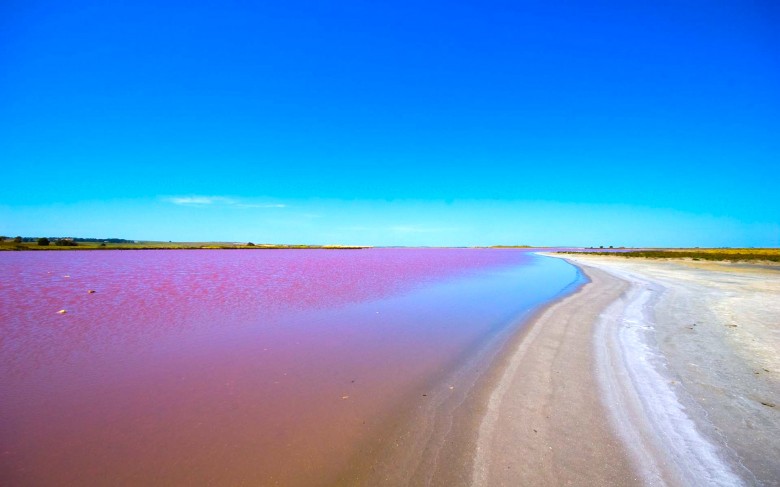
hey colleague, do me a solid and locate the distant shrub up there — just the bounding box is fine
[13,236,22,243]
[247,242,255,246]
[37,237,50,246]
[563,250,780,263]
[55,239,78,247]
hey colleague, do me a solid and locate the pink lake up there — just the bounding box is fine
[0,248,582,485]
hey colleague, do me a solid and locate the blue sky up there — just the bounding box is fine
[2,1,778,246]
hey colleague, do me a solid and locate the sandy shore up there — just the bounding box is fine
[474,254,779,486]
[472,263,639,486]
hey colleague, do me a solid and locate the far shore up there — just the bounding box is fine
[0,240,369,251]
[3,240,779,263]
[562,248,780,263]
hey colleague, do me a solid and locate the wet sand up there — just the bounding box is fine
[470,254,779,486]
[472,264,639,486]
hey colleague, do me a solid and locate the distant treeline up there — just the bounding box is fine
[563,250,780,263]
[0,236,369,251]
[11,237,135,243]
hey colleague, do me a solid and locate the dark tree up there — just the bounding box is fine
[247,242,255,246]
[13,236,22,243]
[37,237,50,246]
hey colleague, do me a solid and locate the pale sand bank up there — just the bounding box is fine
[474,254,779,486]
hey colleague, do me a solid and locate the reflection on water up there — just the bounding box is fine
[0,249,581,485]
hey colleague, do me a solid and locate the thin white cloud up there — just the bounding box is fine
[163,196,285,209]
[166,196,229,206]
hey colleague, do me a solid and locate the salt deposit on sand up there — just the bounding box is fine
[562,255,780,486]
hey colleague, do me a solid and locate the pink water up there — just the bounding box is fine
[0,249,581,485]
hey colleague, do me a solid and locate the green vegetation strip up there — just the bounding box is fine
[0,240,366,251]
[561,250,780,262]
